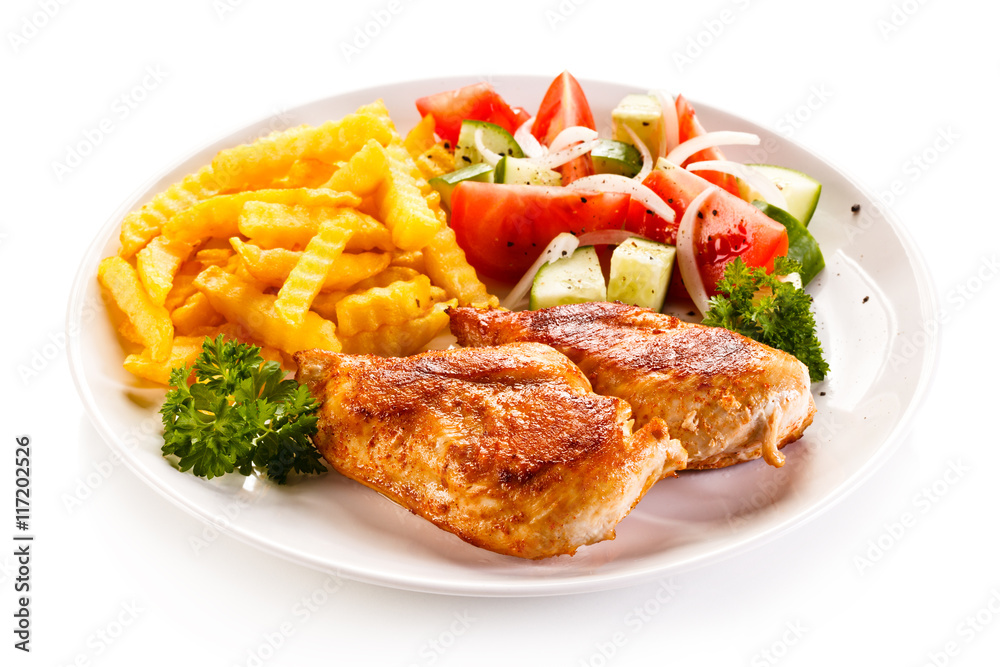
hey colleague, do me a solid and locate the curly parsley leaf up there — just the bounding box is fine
[159,335,326,483]
[702,257,829,382]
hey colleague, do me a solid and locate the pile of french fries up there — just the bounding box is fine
[97,100,498,384]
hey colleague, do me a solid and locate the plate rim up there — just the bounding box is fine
[67,74,940,597]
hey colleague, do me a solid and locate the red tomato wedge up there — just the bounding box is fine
[415,82,528,146]
[450,181,630,283]
[675,94,741,197]
[625,164,788,297]
[530,71,596,184]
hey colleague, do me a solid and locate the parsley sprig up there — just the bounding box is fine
[160,336,326,484]
[702,257,829,382]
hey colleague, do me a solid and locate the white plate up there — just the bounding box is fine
[67,76,937,597]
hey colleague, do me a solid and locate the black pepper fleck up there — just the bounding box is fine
[862,296,869,304]
[851,204,861,213]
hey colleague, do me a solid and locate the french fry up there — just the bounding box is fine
[335,274,433,337]
[163,188,361,245]
[321,138,391,196]
[193,265,341,353]
[422,225,498,307]
[310,267,424,324]
[271,158,336,189]
[238,203,392,252]
[97,257,173,361]
[413,144,455,181]
[340,300,455,357]
[211,111,393,191]
[118,164,222,258]
[230,238,390,291]
[135,235,195,306]
[123,335,205,385]
[389,249,426,273]
[274,219,353,327]
[403,113,437,158]
[171,291,225,335]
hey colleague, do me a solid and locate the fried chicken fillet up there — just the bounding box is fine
[294,343,686,559]
[450,302,816,469]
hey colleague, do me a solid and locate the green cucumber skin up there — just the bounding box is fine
[529,246,606,310]
[748,164,822,227]
[455,120,524,167]
[753,200,825,286]
[428,162,493,210]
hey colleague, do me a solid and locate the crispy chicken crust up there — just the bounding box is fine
[295,342,686,559]
[449,302,816,469]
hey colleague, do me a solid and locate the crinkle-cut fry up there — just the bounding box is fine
[340,299,456,357]
[335,274,433,338]
[321,139,391,197]
[123,335,205,385]
[305,266,421,322]
[404,114,437,158]
[270,158,336,189]
[118,320,144,345]
[230,238,390,292]
[274,219,353,327]
[163,188,361,245]
[389,249,425,273]
[163,262,201,312]
[119,164,222,258]
[376,166,443,251]
[193,265,341,353]
[414,144,455,181]
[136,235,195,306]
[193,247,234,266]
[211,111,393,191]
[171,291,226,335]
[422,225,499,307]
[239,202,393,252]
[97,257,174,361]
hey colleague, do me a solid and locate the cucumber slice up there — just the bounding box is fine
[608,237,676,311]
[494,155,561,186]
[428,162,494,211]
[529,245,606,310]
[612,93,663,156]
[745,165,822,226]
[591,139,643,178]
[454,120,523,167]
[752,201,825,286]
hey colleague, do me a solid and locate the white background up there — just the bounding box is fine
[3,0,999,665]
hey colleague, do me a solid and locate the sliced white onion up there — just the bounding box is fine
[473,128,503,167]
[527,139,600,170]
[548,126,599,153]
[686,160,788,210]
[676,186,717,317]
[666,131,761,167]
[652,89,679,156]
[568,174,675,223]
[621,124,653,182]
[777,272,802,290]
[501,232,580,310]
[514,117,546,159]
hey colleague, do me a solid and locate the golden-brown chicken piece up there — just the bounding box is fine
[294,342,686,559]
[450,302,816,469]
